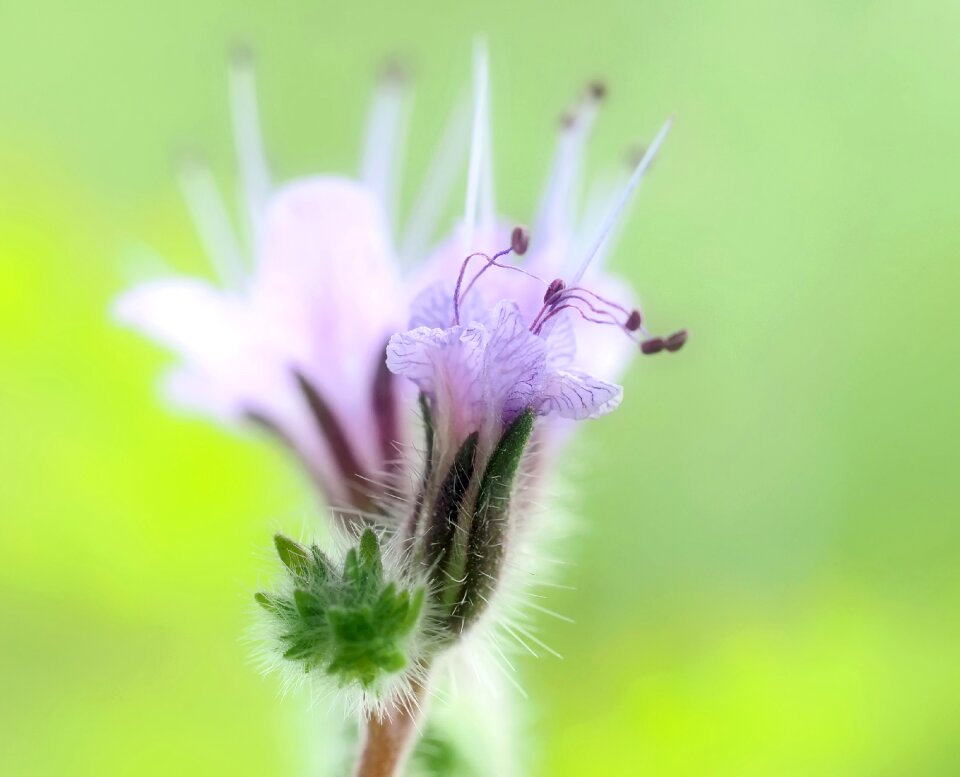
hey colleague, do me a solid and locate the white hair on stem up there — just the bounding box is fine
[228,49,272,250]
[177,157,247,288]
[571,114,673,285]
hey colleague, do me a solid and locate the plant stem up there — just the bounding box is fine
[352,683,426,777]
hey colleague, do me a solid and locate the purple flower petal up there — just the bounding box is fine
[537,369,623,420]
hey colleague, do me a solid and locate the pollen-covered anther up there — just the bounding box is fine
[530,283,642,342]
[588,80,607,100]
[543,278,566,304]
[665,329,688,352]
[641,337,665,355]
[511,225,530,255]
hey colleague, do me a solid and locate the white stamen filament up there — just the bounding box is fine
[535,91,602,242]
[228,51,272,249]
[178,159,247,287]
[479,78,496,232]
[571,115,673,285]
[360,68,411,235]
[464,41,490,251]
[399,94,471,265]
[570,169,629,274]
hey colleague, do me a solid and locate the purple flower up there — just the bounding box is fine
[387,288,623,456]
[114,45,683,519]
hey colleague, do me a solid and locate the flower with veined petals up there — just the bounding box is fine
[114,46,683,524]
[115,43,688,777]
[387,255,625,459]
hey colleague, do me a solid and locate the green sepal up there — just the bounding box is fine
[254,591,281,613]
[423,431,478,589]
[293,588,324,618]
[451,408,535,631]
[274,534,311,577]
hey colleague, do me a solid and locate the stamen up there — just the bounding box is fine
[543,278,566,304]
[177,153,247,288]
[571,114,673,285]
[530,284,645,341]
[228,46,271,247]
[532,292,619,334]
[511,225,530,255]
[463,41,490,251]
[453,232,542,325]
[640,337,665,355]
[360,59,411,234]
[480,64,496,231]
[535,81,606,242]
[665,329,688,352]
[400,94,471,265]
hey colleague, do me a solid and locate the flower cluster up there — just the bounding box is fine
[116,44,686,771]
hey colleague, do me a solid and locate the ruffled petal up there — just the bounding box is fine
[386,323,487,444]
[536,369,623,420]
[481,302,547,424]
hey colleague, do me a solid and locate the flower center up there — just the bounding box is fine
[451,225,687,355]
[452,226,537,325]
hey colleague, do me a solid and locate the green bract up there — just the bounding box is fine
[256,529,425,689]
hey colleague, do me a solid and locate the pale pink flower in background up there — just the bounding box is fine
[113,54,465,512]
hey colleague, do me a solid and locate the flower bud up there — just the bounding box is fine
[257,529,425,691]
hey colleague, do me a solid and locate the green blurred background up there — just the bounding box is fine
[2,0,959,774]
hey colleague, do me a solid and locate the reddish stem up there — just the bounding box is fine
[352,682,426,777]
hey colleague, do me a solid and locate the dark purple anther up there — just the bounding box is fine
[641,337,665,355]
[665,329,688,352]
[625,310,642,331]
[511,226,530,256]
[543,278,566,304]
[589,80,607,100]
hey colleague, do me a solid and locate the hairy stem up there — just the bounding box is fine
[352,682,426,777]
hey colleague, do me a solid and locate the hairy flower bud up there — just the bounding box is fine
[256,530,426,691]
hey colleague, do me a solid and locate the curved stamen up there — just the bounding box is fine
[530,283,643,338]
[453,228,539,324]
